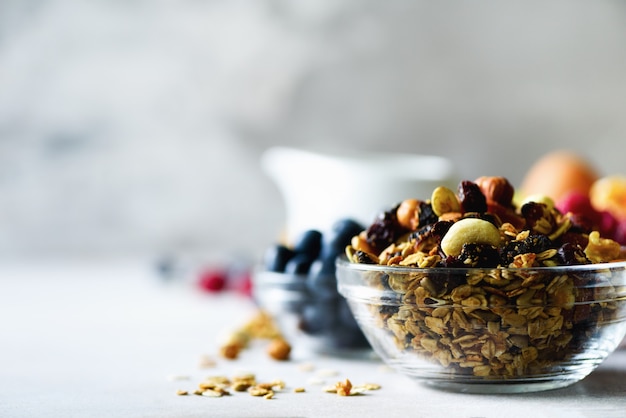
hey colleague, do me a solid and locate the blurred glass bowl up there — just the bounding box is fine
[336,257,626,393]
[252,269,373,357]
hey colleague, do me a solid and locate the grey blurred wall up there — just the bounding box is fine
[1,0,625,259]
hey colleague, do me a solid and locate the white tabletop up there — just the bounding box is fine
[2,259,626,418]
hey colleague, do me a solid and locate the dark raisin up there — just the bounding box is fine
[354,250,378,264]
[521,202,553,233]
[556,243,590,265]
[557,231,589,249]
[567,213,594,234]
[432,220,454,239]
[418,201,438,227]
[408,220,453,253]
[365,206,407,252]
[438,255,465,268]
[499,234,554,266]
[458,180,488,213]
[457,243,501,268]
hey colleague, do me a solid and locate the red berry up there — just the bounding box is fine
[557,192,597,220]
[197,269,227,293]
[597,210,618,239]
[613,221,626,245]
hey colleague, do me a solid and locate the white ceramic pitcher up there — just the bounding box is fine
[261,147,458,242]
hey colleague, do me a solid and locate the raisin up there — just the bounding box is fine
[521,202,553,233]
[499,234,554,266]
[418,201,438,227]
[432,220,454,239]
[557,231,589,249]
[457,243,501,268]
[458,180,488,213]
[365,206,407,252]
[439,255,465,268]
[354,250,378,264]
[556,243,590,265]
[409,221,452,253]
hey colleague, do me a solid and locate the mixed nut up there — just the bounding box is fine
[345,177,626,379]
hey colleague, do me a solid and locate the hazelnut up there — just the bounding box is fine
[267,338,291,361]
[475,176,515,207]
[396,199,420,230]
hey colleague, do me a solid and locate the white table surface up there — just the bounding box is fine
[2,259,626,418]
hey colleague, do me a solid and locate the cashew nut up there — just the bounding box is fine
[440,218,501,257]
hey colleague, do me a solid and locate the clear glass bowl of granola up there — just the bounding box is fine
[337,259,626,393]
[336,176,626,392]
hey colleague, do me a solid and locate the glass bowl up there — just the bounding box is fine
[252,269,372,357]
[336,257,626,393]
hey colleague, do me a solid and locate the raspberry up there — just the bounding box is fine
[613,220,626,245]
[557,192,599,223]
[197,269,227,293]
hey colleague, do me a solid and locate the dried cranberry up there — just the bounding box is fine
[458,180,487,213]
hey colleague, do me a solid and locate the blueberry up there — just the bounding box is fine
[322,219,364,257]
[293,230,323,259]
[298,300,337,335]
[337,298,360,330]
[307,273,339,299]
[284,253,314,275]
[264,244,295,272]
[326,324,369,349]
[309,257,336,277]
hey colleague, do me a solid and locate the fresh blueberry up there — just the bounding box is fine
[308,257,336,277]
[294,230,323,259]
[337,298,361,330]
[298,301,337,335]
[284,253,314,275]
[321,218,364,257]
[307,265,339,298]
[326,324,369,349]
[264,244,295,272]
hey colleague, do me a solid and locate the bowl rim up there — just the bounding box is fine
[335,256,626,274]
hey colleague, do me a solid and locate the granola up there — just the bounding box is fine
[345,177,626,380]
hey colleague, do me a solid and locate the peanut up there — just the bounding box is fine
[267,338,291,361]
[440,218,501,257]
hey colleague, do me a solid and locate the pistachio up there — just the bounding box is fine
[431,186,461,217]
